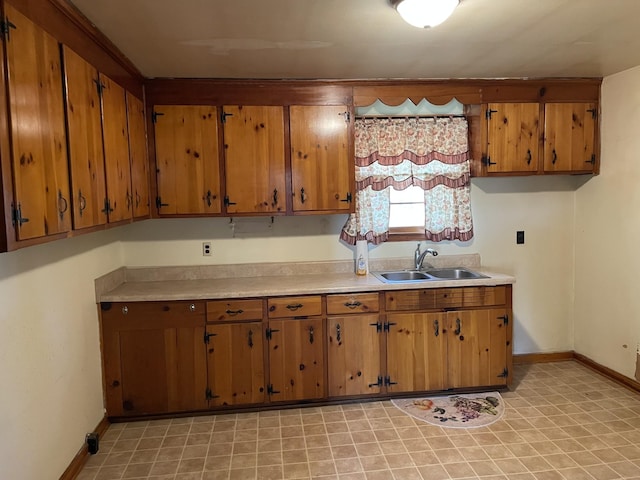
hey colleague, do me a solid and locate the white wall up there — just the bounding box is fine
[122,176,581,355]
[574,66,640,380]
[0,230,123,480]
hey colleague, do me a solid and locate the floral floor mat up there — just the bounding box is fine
[391,392,504,428]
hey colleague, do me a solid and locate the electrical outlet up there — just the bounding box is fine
[202,242,212,256]
[516,231,525,245]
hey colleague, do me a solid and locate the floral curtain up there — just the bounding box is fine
[340,116,473,245]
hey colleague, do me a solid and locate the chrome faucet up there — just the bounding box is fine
[414,243,438,270]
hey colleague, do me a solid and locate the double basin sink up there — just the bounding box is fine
[373,267,488,284]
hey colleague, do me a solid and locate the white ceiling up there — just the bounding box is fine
[70,0,640,80]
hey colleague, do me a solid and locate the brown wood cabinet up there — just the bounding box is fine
[62,45,107,229]
[4,3,71,240]
[543,102,598,173]
[100,301,208,417]
[484,101,598,175]
[100,73,133,222]
[385,286,512,389]
[484,103,540,174]
[222,105,286,214]
[99,285,511,418]
[153,105,221,214]
[327,292,383,397]
[127,92,150,218]
[290,105,353,213]
[267,317,325,402]
[205,322,265,407]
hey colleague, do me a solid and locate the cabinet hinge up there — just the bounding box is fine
[93,78,105,97]
[384,376,398,386]
[340,192,352,204]
[221,111,233,123]
[204,331,216,344]
[101,198,113,215]
[586,154,596,165]
[1,18,17,39]
[151,111,164,123]
[497,367,509,378]
[369,322,382,333]
[368,376,383,388]
[339,111,351,123]
[155,196,169,209]
[11,203,29,227]
[265,328,280,340]
[383,321,397,333]
[486,108,498,120]
[587,108,598,120]
[223,196,237,207]
[498,314,509,326]
[205,388,220,400]
[267,384,280,395]
[481,155,497,166]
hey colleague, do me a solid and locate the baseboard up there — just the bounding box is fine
[513,351,574,364]
[573,352,640,394]
[59,416,110,480]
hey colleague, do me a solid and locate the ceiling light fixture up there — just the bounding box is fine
[391,0,460,28]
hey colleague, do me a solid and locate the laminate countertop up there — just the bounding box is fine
[97,255,515,303]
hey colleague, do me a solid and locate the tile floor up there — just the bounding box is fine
[76,361,640,479]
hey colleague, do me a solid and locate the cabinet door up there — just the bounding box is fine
[386,313,447,393]
[126,92,150,218]
[544,102,597,173]
[446,309,509,388]
[290,105,352,212]
[268,318,325,401]
[222,105,286,213]
[101,301,208,417]
[206,322,265,406]
[100,73,132,222]
[327,315,382,396]
[486,103,539,173]
[154,105,221,214]
[62,46,107,230]
[4,3,71,239]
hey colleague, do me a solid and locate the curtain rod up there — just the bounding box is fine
[355,114,467,119]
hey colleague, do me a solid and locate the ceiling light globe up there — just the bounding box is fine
[395,0,460,28]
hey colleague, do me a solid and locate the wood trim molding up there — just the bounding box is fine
[513,351,575,364]
[59,416,110,480]
[574,352,640,394]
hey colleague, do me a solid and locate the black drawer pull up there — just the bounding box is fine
[344,301,362,309]
[225,309,244,316]
[286,303,303,311]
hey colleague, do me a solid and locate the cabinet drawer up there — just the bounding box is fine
[327,293,379,315]
[206,299,263,322]
[268,296,322,318]
[100,301,205,327]
[386,286,506,311]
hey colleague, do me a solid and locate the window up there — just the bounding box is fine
[340,115,473,245]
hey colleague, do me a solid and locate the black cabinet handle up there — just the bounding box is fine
[434,319,439,337]
[344,301,362,309]
[336,323,341,343]
[454,318,461,336]
[552,149,558,165]
[78,190,87,217]
[273,189,278,206]
[58,190,68,219]
[248,329,254,348]
[225,309,244,316]
[286,303,303,311]
[526,149,532,165]
[309,326,314,344]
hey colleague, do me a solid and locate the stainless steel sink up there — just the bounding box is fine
[373,270,434,283]
[373,267,487,283]
[424,268,488,280]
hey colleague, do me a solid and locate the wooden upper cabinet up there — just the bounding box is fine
[62,45,107,230]
[290,105,353,213]
[4,3,71,239]
[485,103,540,174]
[100,73,132,222]
[222,105,286,214]
[126,93,150,218]
[154,105,221,214]
[543,102,598,173]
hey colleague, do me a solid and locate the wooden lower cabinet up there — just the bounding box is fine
[386,312,447,393]
[327,314,383,396]
[100,301,208,417]
[267,317,325,401]
[447,308,510,388]
[99,285,512,418]
[386,308,510,392]
[205,322,265,406]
